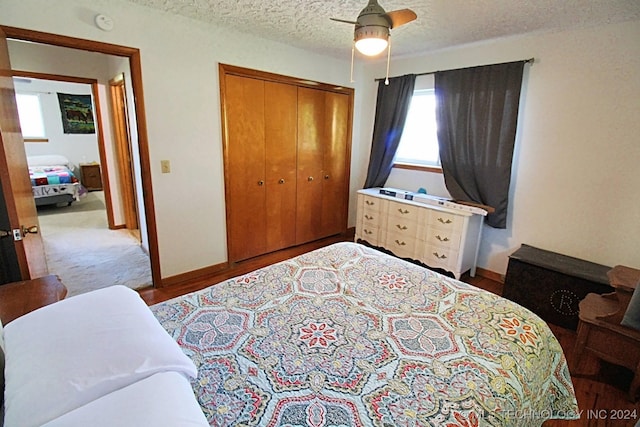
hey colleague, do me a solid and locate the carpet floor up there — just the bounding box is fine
[37,191,152,297]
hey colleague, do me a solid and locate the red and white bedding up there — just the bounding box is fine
[152,242,579,426]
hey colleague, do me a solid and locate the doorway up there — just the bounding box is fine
[0,25,161,288]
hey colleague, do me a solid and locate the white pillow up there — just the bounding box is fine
[26,154,70,167]
[40,372,208,427]
[3,285,197,427]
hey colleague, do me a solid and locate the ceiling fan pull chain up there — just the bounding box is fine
[385,37,392,85]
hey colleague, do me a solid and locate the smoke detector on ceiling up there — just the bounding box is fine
[95,14,114,32]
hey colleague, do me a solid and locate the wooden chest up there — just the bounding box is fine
[503,244,613,330]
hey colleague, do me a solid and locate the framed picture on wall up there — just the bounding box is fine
[57,93,95,134]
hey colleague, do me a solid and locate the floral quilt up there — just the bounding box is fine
[152,242,578,427]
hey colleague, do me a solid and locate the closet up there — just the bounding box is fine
[219,64,353,262]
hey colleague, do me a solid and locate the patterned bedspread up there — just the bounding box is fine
[152,243,578,426]
[29,165,78,186]
[29,166,80,201]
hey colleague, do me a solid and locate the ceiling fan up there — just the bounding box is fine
[331,0,417,57]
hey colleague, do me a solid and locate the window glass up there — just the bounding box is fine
[15,93,46,138]
[394,89,440,167]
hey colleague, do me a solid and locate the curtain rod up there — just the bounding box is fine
[375,57,535,82]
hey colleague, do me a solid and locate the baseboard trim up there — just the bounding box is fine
[160,262,229,288]
[156,230,355,291]
[476,267,504,283]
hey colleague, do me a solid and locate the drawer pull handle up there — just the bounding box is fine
[366,200,375,206]
[364,229,373,235]
[364,214,374,220]
[396,224,407,230]
[398,208,410,214]
[433,252,447,259]
[394,240,406,246]
[437,217,452,224]
[436,235,449,242]
[258,180,264,186]
[278,178,285,184]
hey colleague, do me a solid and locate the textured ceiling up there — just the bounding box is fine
[125,0,640,59]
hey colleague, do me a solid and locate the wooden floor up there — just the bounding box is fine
[139,236,639,426]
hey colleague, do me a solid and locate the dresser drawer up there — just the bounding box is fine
[384,232,417,259]
[424,226,462,250]
[423,246,459,271]
[361,209,382,227]
[357,224,381,246]
[388,200,421,222]
[428,210,464,234]
[362,195,383,214]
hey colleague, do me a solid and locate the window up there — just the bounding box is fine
[15,93,47,140]
[394,75,440,171]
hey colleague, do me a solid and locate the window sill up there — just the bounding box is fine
[23,138,49,143]
[393,162,442,174]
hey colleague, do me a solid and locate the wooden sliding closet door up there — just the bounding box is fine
[296,87,325,244]
[224,75,267,261]
[321,91,350,237]
[264,82,297,253]
[296,88,350,244]
[221,64,353,263]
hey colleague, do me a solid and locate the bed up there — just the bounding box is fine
[151,242,580,426]
[27,155,81,207]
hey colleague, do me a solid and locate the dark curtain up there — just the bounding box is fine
[435,61,525,228]
[363,74,416,188]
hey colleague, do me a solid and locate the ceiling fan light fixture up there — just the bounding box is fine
[354,26,389,56]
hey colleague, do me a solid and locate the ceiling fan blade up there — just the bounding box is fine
[330,17,359,25]
[385,8,417,28]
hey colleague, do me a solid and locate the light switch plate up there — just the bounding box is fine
[160,160,171,173]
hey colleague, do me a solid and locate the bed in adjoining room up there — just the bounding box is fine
[151,242,580,426]
[27,154,82,207]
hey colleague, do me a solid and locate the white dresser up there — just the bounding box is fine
[355,188,487,278]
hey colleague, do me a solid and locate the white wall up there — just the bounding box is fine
[355,19,640,275]
[0,0,358,279]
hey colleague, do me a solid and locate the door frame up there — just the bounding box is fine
[1,25,162,288]
[109,75,139,234]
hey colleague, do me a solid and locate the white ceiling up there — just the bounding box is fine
[126,0,640,59]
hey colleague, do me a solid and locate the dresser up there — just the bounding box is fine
[355,188,486,278]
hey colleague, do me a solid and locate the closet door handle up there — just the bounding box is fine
[258,180,264,186]
[307,176,314,182]
[324,174,330,180]
[278,178,285,184]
